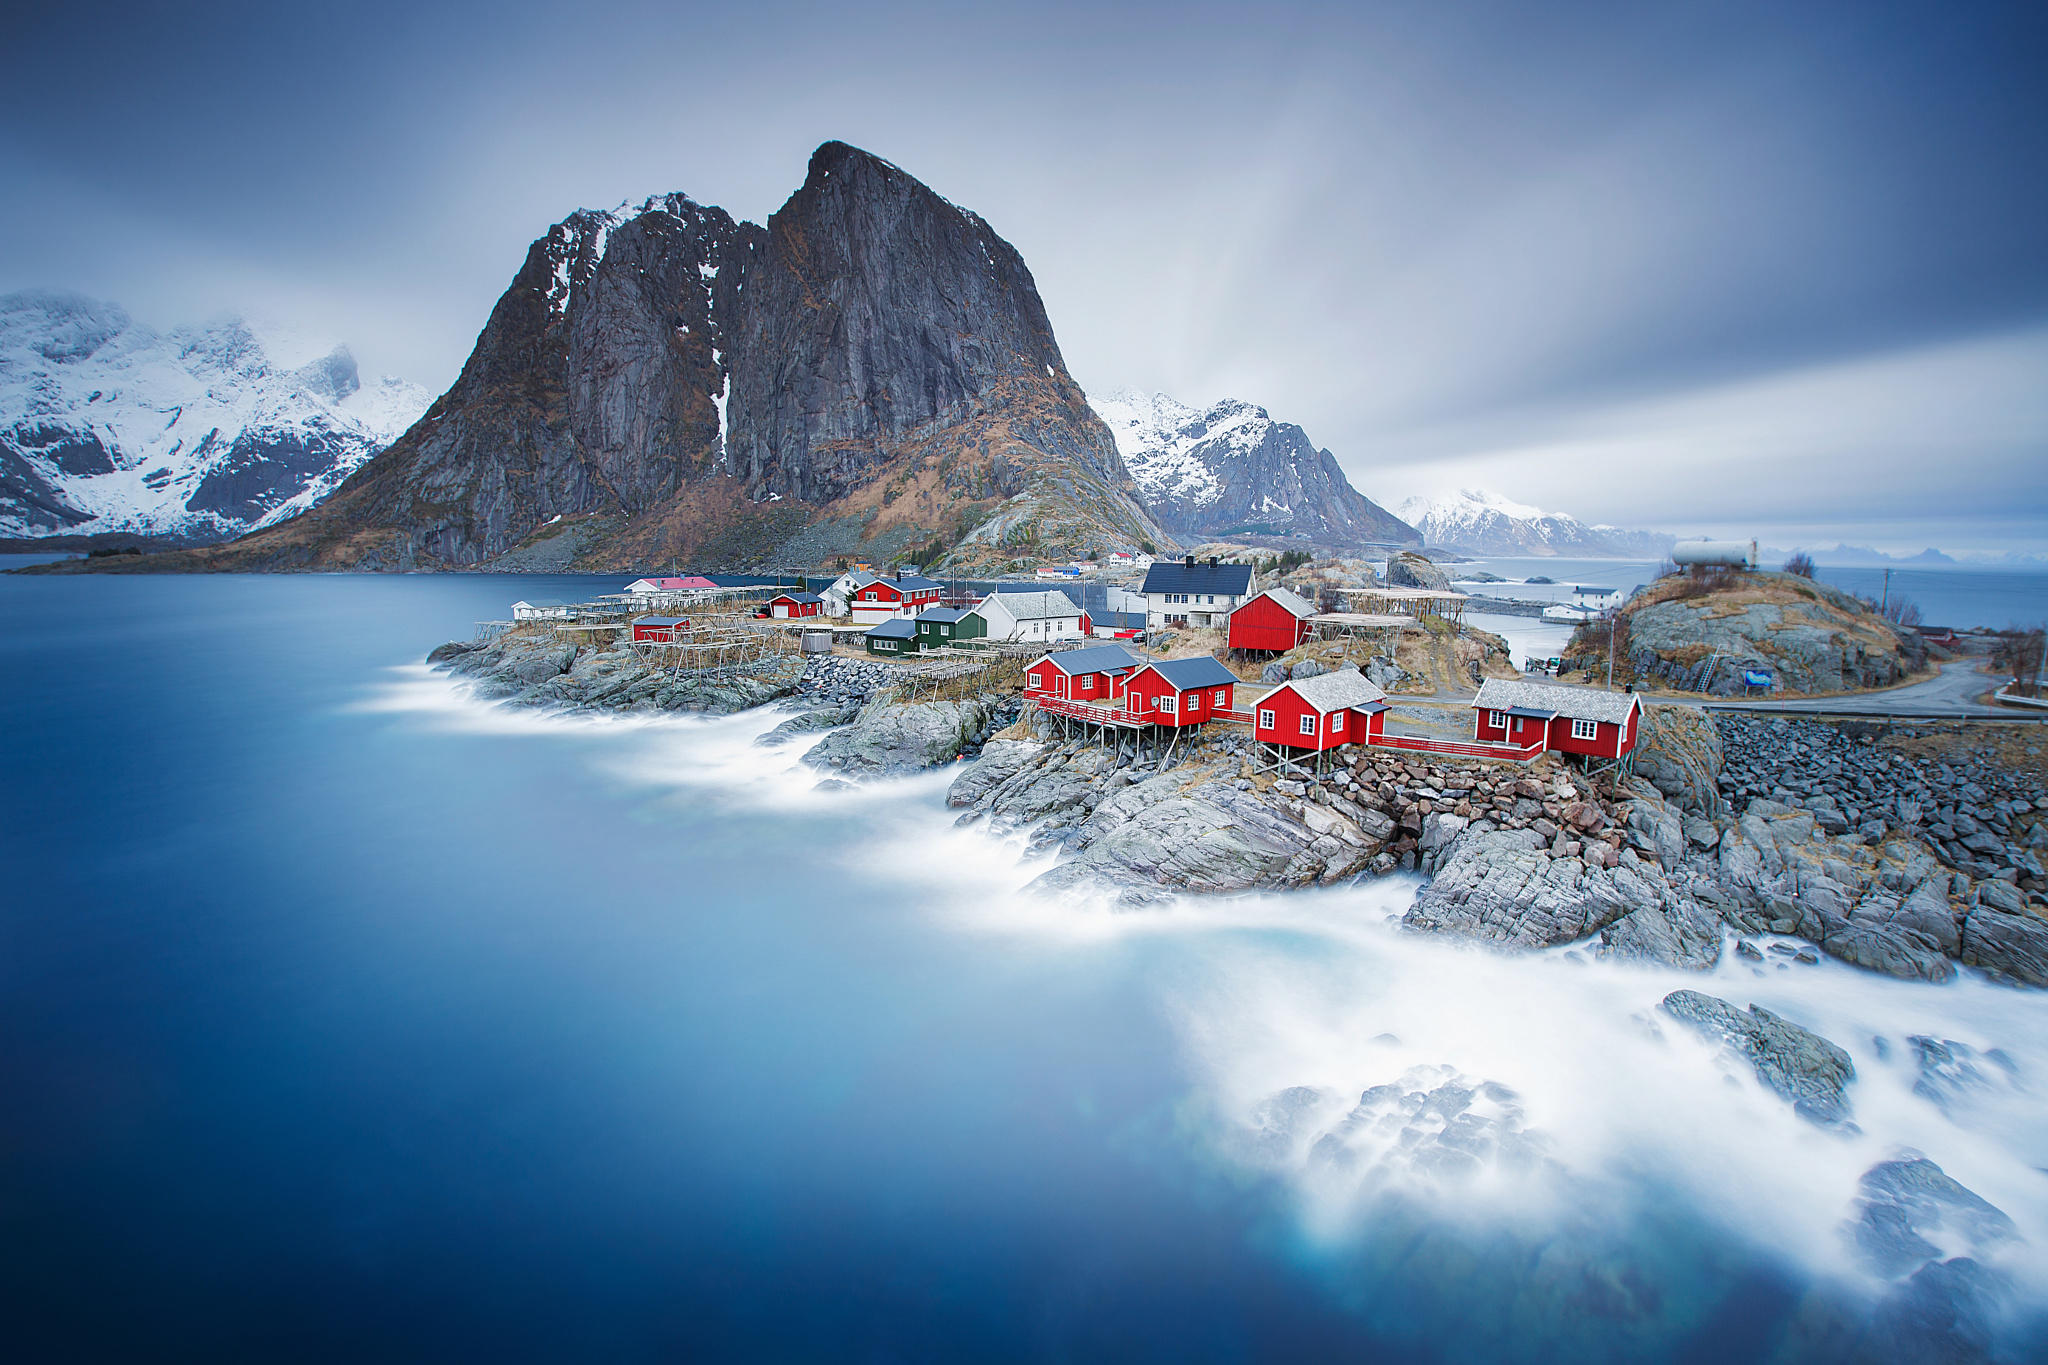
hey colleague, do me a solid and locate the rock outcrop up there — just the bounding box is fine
[803,697,1003,776]
[1658,989,1856,1125]
[1609,571,1917,695]
[88,143,1169,573]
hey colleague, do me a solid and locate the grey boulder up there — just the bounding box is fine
[1658,989,1856,1125]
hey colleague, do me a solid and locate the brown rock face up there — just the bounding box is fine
[141,143,1167,572]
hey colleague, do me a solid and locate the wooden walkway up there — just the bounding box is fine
[1031,694,1554,765]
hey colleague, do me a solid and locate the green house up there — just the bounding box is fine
[915,607,975,650]
[864,618,919,655]
[949,606,992,646]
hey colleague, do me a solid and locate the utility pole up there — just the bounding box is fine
[1881,567,1891,617]
[1606,607,1616,690]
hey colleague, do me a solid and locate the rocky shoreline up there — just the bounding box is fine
[428,626,2048,990]
[935,698,2048,987]
[425,628,2048,1357]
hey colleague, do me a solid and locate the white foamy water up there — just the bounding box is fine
[366,669,2048,1326]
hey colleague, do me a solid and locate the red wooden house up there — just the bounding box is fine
[1253,670,1388,751]
[764,591,824,619]
[1024,644,1141,703]
[845,571,945,624]
[1124,656,1239,728]
[1470,679,1642,759]
[632,615,691,643]
[1228,587,1317,652]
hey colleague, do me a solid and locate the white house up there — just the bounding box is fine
[625,576,720,596]
[965,589,1090,644]
[1138,555,1256,629]
[511,599,575,621]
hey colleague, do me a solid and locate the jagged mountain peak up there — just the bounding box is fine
[0,291,428,541]
[1397,487,1673,559]
[146,142,1165,572]
[1089,388,1417,549]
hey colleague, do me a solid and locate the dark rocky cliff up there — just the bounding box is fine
[161,144,1165,572]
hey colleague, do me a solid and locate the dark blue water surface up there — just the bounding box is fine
[6,572,2047,1363]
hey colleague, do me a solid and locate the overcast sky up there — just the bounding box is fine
[5,1,2044,552]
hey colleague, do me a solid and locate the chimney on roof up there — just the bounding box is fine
[1183,554,1195,568]
[1207,556,1218,567]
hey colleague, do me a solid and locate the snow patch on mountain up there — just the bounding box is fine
[0,291,429,541]
[1396,488,1674,558]
[1088,389,1227,509]
[1088,388,1416,546]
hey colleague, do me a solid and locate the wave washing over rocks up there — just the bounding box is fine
[400,645,2048,1361]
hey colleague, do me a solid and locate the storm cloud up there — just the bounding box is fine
[4,1,2043,550]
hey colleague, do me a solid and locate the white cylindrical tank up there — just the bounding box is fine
[1671,539,1757,568]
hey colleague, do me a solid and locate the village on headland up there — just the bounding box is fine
[431,542,2048,997]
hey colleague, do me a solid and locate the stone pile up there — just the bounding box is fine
[1717,715,2047,896]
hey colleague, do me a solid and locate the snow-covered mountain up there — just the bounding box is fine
[1088,389,1417,547]
[0,291,429,541]
[1396,488,1674,558]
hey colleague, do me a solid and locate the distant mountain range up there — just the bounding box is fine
[1089,389,1417,547]
[1397,488,1675,558]
[0,291,427,542]
[1783,544,1957,567]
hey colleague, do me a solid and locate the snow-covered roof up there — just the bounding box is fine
[1242,586,1315,619]
[1268,670,1387,713]
[1471,678,1639,725]
[984,589,1082,620]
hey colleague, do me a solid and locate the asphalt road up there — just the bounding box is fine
[1701,659,2042,721]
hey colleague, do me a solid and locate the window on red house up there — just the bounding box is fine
[1298,714,1315,736]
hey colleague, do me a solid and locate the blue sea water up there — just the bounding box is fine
[5,571,2048,1362]
[1448,557,2048,632]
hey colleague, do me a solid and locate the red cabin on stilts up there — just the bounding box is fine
[1123,657,1239,728]
[1470,679,1642,760]
[1252,671,1388,751]
[1023,644,1141,703]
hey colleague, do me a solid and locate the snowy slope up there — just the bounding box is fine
[0,291,429,541]
[1089,389,1417,546]
[1396,488,1674,558]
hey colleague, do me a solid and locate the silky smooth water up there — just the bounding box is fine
[4,573,2046,1362]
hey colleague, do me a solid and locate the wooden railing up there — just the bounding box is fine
[1030,695,1545,761]
[1365,733,1547,760]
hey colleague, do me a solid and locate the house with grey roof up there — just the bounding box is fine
[1471,678,1642,760]
[957,590,1089,646]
